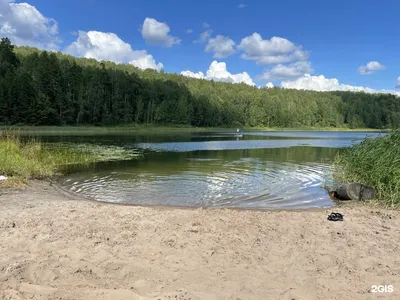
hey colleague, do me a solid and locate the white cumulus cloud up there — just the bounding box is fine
[181,70,205,79]
[181,61,255,86]
[238,33,308,65]
[238,4,247,8]
[141,17,180,47]
[130,55,163,71]
[259,61,313,81]
[265,82,274,88]
[0,0,60,49]
[396,76,400,88]
[281,74,400,96]
[205,35,236,58]
[194,29,212,44]
[186,29,193,34]
[358,61,386,75]
[65,31,163,71]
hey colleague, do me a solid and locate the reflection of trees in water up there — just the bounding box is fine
[74,146,340,178]
[32,132,295,145]
[193,147,340,163]
[29,129,364,145]
[31,134,176,145]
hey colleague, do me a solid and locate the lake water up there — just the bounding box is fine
[39,130,384,210]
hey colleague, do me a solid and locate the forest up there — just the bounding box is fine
[0,37,399,128]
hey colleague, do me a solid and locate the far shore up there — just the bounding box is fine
[1,180,400,300]
[0,124,390,135]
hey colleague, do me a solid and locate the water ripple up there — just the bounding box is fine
[60,158,334,209]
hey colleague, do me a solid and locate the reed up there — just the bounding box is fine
[0,130,96,182]
[334,129,400,207]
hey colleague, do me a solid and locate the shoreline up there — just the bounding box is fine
[1,125,390,135]
[1,181,400,299]
[49,178,334,213]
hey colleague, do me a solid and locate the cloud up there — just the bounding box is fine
[65,30,163,71]
[265,82,274,88]
[238,4,247,8]
[281,74,372,92]
[181,70,205,79]
[141,17,180,47]
[205,35,236,58]
[0,0,60,50]
[259,61,313,81]
[194,29,212,44]
[281,74,400,96]
[396,76,400,89]
[186,29,193,34]
[238,33,308,65]
[205,61,255,85]
[181,61,255,86]
[130,54,163,71]
[203,22,210,29]
[358,61,386,75]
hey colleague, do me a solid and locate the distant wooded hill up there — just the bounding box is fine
[0,37,399,128]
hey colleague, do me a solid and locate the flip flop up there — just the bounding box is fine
[327,212,344,221]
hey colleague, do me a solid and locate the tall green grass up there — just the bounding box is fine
[334,130,400,206]
[0,131,97,181]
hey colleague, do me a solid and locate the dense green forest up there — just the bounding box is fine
[0,37,399,128]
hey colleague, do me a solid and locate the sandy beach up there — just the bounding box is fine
[1,181,400,300]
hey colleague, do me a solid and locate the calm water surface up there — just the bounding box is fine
[39,130,384,210]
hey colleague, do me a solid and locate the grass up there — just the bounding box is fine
[0,130,142,186]
[333,129,400,207]
[0,131,96,181]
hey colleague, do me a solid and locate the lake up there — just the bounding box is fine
[37,130,384,210]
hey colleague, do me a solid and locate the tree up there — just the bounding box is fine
[0,38,19,74]
[0,38,398,129]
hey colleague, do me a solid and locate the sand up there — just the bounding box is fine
[1,181,400,300]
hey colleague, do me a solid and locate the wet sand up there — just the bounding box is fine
[1,180,400,300]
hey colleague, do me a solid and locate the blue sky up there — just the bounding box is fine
[1,0,399,93]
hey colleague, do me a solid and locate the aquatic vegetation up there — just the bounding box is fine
[0,131,94,180]
[334,129,400,206]
[52,143,143,162]
[0,131,142,184]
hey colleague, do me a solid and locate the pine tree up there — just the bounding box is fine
[0,38,398,129]
[0,38,20,124]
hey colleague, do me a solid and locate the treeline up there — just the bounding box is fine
[0,37,399,128]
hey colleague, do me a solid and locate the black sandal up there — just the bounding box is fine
[327,212,344,221]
